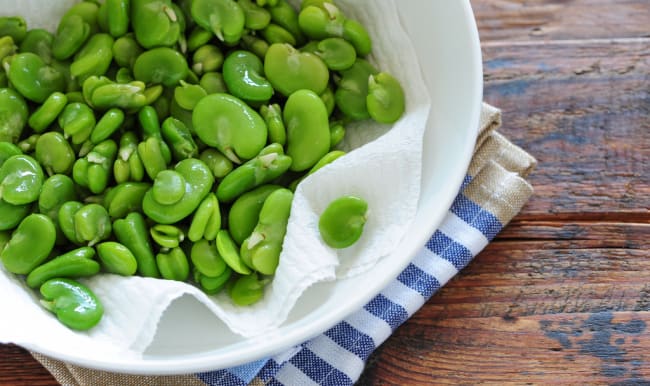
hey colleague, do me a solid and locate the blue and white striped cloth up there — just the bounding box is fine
[193,105,536,386]
[34,104,536,385]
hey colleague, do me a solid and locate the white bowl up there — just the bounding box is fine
[18,0,483,374]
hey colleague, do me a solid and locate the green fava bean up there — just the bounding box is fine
[28,92,68,133]
[315,37,356,71]
[0,36,17,63]
[191,239,227,277]
[268,0,305,45]
[139,106,171,163]
[256,0,279,6]
[192,44,224,75]
[114,132,145,183]
[35,132,75,176]
[216,143,292,203]
[367,72,406,124]
[19,29,53,63]
[0,198,30,231]
[91,108,125,144]
[1,214,56,274]
[59,102,96,145]
[239,0,271,30]
[26,247,99,288]
[73,204,112,247]
[137,136,169,180]
[150,224,185,249]
[240,34,269,59]
[264,43,329,97]
[113,212,160,277]
[17,134,40,154]
[96,241,138,276]
[342,18,372,57]
[319,195,368,249]
[157,247,189,281]
[0,155,44,205]
[113,34,144,69]
[229,273,266,306]
[261,24,296,45]
[0,142,21,167]
[298,4,371,56]
[193,93,268,163]
[223,50,273,103]
[188,193,221,242]
[39,278,103,331]
[0,16,27,44]
[335,59,379,121]
[199,149,233,179]
[174,81,207,111]
[216,229,251,275]
[39,174,78,228]
[131,0,181,49]
[104,0,131,38]
[0,231,10,253]
[187,27,213,52]
[58,201,84,244]
[191,0,245,44]
[240,188,292,275]
[52,2,99,60]
[0,88,28,143]
[143,158,214,224]
[284,89,330,172]
[73,140,118,194]
[260,104,286,146]
[228,184,281,245]
[133,47,189,87]
[89,80,149,110]
[289,150,345,190]
[199,72,228,94]
[70,33,114,83]
[161,117,198,160]
[194,266,232,295]
[103,182,150,218]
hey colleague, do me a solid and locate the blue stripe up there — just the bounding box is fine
[226,359,268,384]
[364,294,409,331]
[289,348,353,386]
[196,369,247,386]
[324,321,376,360]
[460,174,473,189]
[426,231,474,270]
[397,263,442,298]
[256,358,281,382]
[450,194,503,240]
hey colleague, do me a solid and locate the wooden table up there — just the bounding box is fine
[1,0,648,384]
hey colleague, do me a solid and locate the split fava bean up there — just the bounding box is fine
[28,92,68,133]
[40,278,103,331]
[319,195,368,249]
[188,193,221,242]
[157,246,190,281]
[228,184,282,245]
[113,212,160,278]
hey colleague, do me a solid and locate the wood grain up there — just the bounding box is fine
[2,0,650,385]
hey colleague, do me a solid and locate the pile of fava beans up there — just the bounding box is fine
[0,0,405,331]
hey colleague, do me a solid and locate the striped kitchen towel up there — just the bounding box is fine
[33,103,537,385]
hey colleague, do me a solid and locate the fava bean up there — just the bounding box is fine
[228,184,282,245]
[261,24,296,45]
[318,195,368,248]
[74,203,113,246]
[199,149,233,179]
[59,102,96,145]
[239,0,271,30]
[0,142,21,167]
[186,27,213,52]
[104,0,131,38]
[96,241,138,276]
[260,104,286,146]
[264,43,329,97]
[131,0,181,49]
[0,155,44,205]
[191,44,223,75]
[28,92,68,133]
[19,29,53,63]
[26,247,99,288]
[40,278,103,330]
[216,229,251,275]
[52,2,100,60]
[194,266,232,295]
[157,247,189,281]
[112,34,143,69]
[70,33,114,83]
[72,139,118,194]
[174,81,207,110]
[142,158,214,224]
[150,224,185,249]
[283,89,330,172]
[334,58,378,121]
[190,239,227,277]
[240,34,269,59]
[240,188,292,275]
[1,214,56,274]
[0,198,30,231]
[367,72,405,124]
[114,132,145,183]
[91,108,125,144]
[35,132,76,175]
[268,0,305,45]
[188,193,221,242]
[191,0,245,44]
[113,212,160,277]
[0,88,28,143]
[222,50,273,103]
[314,37,356,71]
[0,16,27,44]
[161,116,198,160]
[216,143,292,203]
[229,273,266,306]
[199,72,228,94]
[133,47,189,87]
[193,93,268,163]
[103,181,150,218]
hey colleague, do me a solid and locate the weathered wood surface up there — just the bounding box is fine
[1,0,649,384]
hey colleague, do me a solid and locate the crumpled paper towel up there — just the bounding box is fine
[0,0,430,357]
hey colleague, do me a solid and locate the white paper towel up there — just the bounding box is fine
[0,0,430,357]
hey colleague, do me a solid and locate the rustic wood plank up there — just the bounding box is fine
[0,345,57,386]
[482,40,650,218]
[472,0,650,42]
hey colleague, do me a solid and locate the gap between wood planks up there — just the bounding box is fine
[481,37,650,47]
